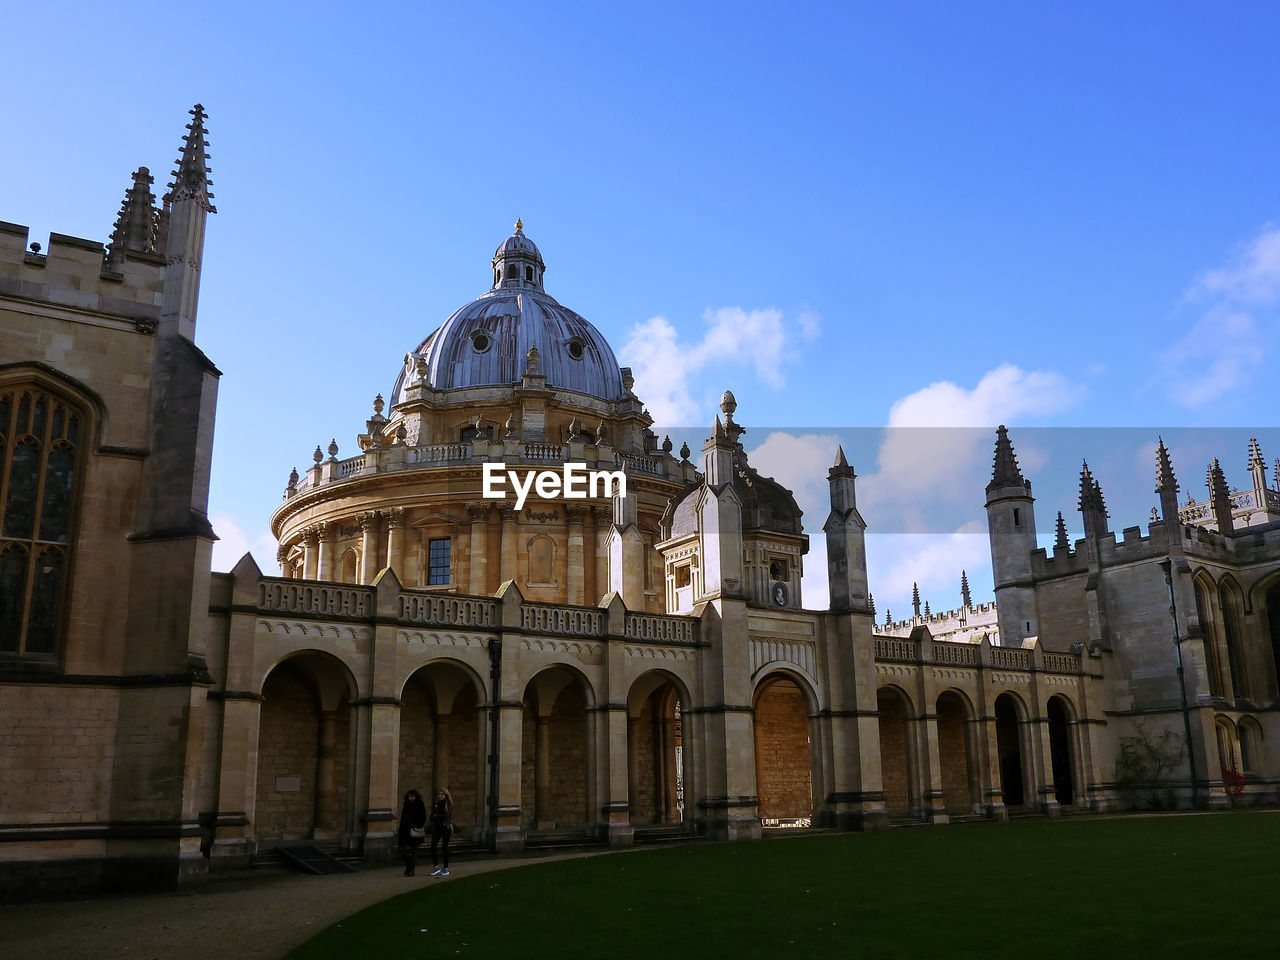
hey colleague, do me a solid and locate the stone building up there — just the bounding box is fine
[0,106,219,892]
[3,108,1279,896]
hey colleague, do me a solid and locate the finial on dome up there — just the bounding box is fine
[515,217,523,232]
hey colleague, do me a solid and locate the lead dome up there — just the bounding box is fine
[390,222,625,404]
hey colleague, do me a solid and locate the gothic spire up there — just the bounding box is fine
[1155,437,1179,494]
[1079,461,1109,539]
[1209,458,1234,534]
[912,582,921,618]
[987,425,1024,491]
[166,103,216,213]
[1248,437,1265,471]
[106,167,160,263]
[1055,511,1069,550]
[868,593,876,617]
[960,570,971,608]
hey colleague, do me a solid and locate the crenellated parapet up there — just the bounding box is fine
[0,221,166,328]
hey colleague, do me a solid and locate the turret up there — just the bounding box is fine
[159,104,216,340]
[984,426,1038,644]
[1078,462,1109,541]
[1209,459,1234,534]
[824,444,868,614]
[1155,437,1180,524]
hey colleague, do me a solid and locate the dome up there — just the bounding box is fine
[390,223,626,404]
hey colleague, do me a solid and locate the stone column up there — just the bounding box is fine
[315,709,338,837]
[534,714,554,828]
[386,507,406,580]
[317,522,336,581]
[583,507,598,605]
[566,505,586,604]
[301,526,319,580]
[592,507,608,604]
[434,713,451,793]
[627,715,641,821]
[499,506,518,585]
[919,714,950,824]
[466,502,489,595]
[359,512,378,584]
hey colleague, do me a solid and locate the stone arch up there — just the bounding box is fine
[339,547,359,584]
[1046,694,1077,807]
[935,689,979,814]
[1218,576,1247,699]
[626,670,693,826]
[1192,570,1227,697]
[993,691,1028,808]
[398,658,488,832]
[1238,715,1263,773]
[1251,571,1280,699]
[254,650,357,846]
[1214,714,1239,775]
[876,684,916,817]
[521,665,595,829]
[527,535,556,585]
[752,671,814,823]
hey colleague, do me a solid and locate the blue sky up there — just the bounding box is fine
[5,2,1280,616]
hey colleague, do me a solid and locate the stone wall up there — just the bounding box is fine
[753,679,811,819]
[876,690,911,815]
[936,693,973,812]
[255,666,318,843]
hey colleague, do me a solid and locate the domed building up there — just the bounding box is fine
[271,221,695,611]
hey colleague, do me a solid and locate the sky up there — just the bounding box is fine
[5,1,1280,618]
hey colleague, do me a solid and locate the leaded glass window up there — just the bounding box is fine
[0,386,82,655]
[427,537,451,585]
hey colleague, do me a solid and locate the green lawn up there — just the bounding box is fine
[286,813,1280,959]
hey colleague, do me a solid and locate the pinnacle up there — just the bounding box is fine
[1155,436,1179,493]
[167,103,216,213]
[1055,511,1069,549]
[1078,461,1107,516]
[988,425,1024,490]
[834,444,848,468]
[960,570,971,607]
[1248,437,1265,470]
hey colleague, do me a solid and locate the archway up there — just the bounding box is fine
[521,668,591,829]
[399,660,485,832]
[994,693,1026,807]
[627,672,689,825]
[1046,695,1075,806]
[876,686,915,816]
[936,690,977,814]
[1264,583,1280,697]
[753,673,812,823]
[254,653,354,845]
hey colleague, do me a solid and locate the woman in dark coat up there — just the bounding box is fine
[428,787,454,876]
[398,788,428,876]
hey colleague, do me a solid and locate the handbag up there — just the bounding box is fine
[409,826,426,839]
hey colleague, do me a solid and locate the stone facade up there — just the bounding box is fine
[4,109,1280,898]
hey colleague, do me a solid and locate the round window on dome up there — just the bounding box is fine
[471,331,492,353]
[566,337,585,361]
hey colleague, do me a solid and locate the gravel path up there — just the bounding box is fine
[1,853,593,960]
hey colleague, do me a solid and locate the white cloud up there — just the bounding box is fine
[211,513,279,574]
[866,526,992,621]
[860,364,1080,529]
[1163,308,1264,408]
[620,307,819,425]
[1199,226,1280,305]
[1165,225,1280,407]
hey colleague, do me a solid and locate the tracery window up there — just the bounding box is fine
[0,386,82,655]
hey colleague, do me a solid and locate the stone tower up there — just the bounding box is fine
[824,445,868,614]
[985,425,1038,645]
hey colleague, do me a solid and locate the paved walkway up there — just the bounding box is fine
[1,852,593,960]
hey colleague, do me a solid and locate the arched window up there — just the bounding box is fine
[0,386,83,655]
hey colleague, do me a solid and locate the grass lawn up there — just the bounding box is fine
[286,812,1279,959]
